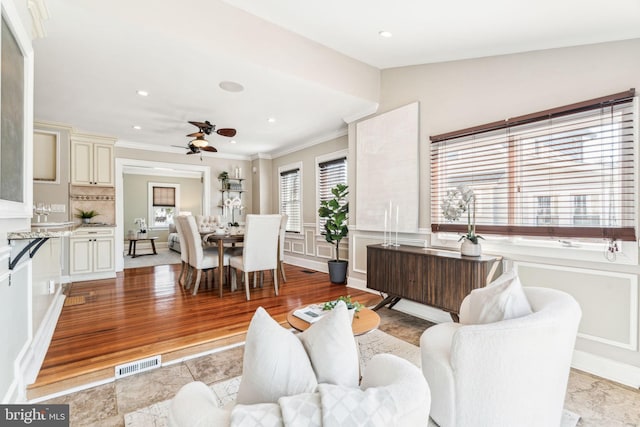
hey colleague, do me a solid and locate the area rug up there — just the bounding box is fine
[123,248,181,269]
[63,295,85,307]
[124,329,580,426]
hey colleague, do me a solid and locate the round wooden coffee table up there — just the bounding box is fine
[287,306,380,336]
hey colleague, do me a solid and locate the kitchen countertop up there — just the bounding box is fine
[8,230,67,240]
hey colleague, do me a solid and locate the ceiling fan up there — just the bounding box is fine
[173,120,237,155]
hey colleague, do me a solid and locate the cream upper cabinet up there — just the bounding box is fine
[71,133,115,186]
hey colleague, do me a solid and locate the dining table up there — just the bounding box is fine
[201,232,244,297]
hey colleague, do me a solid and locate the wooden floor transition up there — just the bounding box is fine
[29,264,381,399]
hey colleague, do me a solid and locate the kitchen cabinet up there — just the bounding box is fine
[71,133,115,186]
[70,227,115,280]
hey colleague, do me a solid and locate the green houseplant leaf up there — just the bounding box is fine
[318,183,349,262]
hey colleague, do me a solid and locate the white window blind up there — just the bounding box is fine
[318,156,347,232]
[430,90,636,241]
[280,168,301,233]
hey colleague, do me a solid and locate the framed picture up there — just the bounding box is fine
[0,0,34,219]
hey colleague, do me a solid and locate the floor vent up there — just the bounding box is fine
[301,270,316,274]
[115,355,161,379]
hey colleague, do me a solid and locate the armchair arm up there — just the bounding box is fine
[360,353,431,425]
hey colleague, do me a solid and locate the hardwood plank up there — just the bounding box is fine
[29,264,380,397]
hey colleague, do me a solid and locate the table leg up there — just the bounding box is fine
[128,240,133,256]
[218,240,224,298]
[151,238,157,255]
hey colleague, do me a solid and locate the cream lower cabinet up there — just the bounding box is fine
[70,227,115,280]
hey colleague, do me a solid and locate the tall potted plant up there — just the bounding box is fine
[318,183,349,284]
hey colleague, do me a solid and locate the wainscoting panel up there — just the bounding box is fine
[290,240,305,255]
[515,262,638,351]
[304,230,315,256]
[316,244,333,259]
[352,234,383,274]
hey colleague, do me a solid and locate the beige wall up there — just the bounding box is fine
[33,122,72,223]
[123,174,202,242]
[270,135,349,267]
[116,147,253,216]
[377,38,640,230]
[349,38,640,382]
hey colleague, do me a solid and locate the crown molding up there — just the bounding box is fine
[28,0,49,39]
[269,128,348,158]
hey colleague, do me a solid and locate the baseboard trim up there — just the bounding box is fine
[22,289,66,385]
[572,350,640,389]
[283,254,328,273]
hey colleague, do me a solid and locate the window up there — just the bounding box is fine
[279,164,302,233]
[317,153,347,234]
[148,183,180,229]
[430,90,636,241]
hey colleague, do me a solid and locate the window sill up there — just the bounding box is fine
[431,233,638,266]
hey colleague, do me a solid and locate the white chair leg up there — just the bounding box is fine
[244,271,251,300]
[280,261,287,283]
[178,261,186,286]
[273,268,279,296]
[184,266,193,290]
[192,269,202,296]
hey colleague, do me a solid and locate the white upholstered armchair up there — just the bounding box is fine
[420,286,581,427]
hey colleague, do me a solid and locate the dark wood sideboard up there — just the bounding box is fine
[366,244,501,320]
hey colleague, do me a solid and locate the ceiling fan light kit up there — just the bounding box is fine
[175,120,237,155]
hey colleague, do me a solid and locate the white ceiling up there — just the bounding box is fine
[32,0,640,159]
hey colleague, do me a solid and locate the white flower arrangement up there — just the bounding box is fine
[441,185,483,244]
[134,217,147,233]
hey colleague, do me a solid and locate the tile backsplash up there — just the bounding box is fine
[70,185,116,225]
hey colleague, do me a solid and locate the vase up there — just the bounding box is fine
[460,239,481,256]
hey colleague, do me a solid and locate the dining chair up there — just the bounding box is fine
[278,213,288,283]
[182,215,228,295]
[230,214,282,301]
[174,215,191,289]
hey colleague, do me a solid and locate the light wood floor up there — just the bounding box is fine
[28,263,381,399]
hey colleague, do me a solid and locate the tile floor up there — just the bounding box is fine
[40,308,640,427]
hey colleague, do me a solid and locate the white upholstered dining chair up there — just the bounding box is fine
[230,214,282,301]
[278,213,288,284]
[173,215,190,288]
[180,215,229,295]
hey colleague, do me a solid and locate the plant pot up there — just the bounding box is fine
[328,260,348,284]
[460,239,482,256]
[82,218,90,224]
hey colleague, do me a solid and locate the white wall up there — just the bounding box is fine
[349,38,640,387]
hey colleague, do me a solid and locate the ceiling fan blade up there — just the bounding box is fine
[188,120,213,130]
[201,146,217,152]
[186,150,199,155]
[186,132,204,138]
[216,128,236,137]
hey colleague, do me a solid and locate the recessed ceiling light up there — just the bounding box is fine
[219,81,244,92]
[136,90,149,97]
[132,125,142,130]
[267,117,276,123]
[230,140,237,144]
[378,30,392,38]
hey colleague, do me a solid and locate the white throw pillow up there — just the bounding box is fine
[236,307,318,404]
[460,269,532,324]
[318,383,397,427]
[298,301,360,387]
